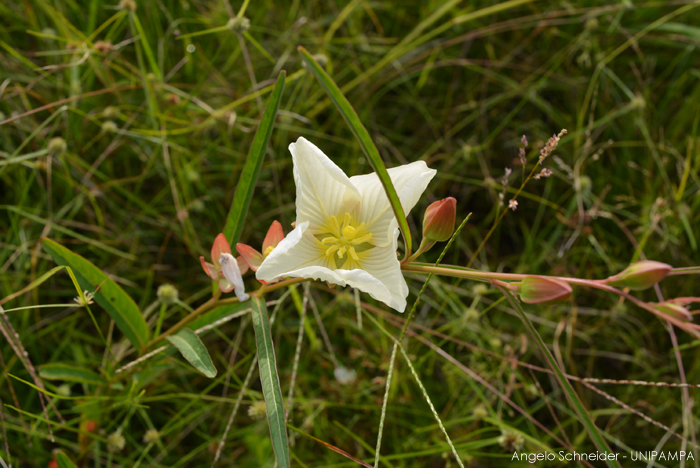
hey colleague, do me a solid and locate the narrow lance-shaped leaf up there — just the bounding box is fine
[41,238,149,350]
[223,71,286,246]
[165,328,217,378]
[251,296,290,468]
[494,285,622,468]
[298,46,412,260]
[55,452,79,468]
[39,363,104,385]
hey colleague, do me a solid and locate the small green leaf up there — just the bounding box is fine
[298,46,412,259]
[495,285,622,468]
[223,71,286,246]
[166,329,217,378]
[251,296,290,468]
[55,452,78,468]
[39,363,104,385]
[41,238,149,350]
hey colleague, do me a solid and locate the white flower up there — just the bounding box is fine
[256,137,436,312]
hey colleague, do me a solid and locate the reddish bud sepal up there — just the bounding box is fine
[236,243,264,271]
[653,302,693,322]
[605,260,671,291]
[519,277,572,304]
[422,197,456,242]
[236,221,285,277]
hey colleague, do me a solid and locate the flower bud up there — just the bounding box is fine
[519,277,572,304]
[107,431,126,453]
[248,400,267,420]
[653,302,693,322]
[226,16,250,33]
[157,284,179,305]
[422,197,456,242]
[47,137,67,156]
[605,260,671,291]
[143,429,160,444]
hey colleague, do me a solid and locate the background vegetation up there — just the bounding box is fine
[1,0,700,466]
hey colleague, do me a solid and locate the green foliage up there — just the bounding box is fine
[1,0,700,466]
[41,238,149,349]
[39,363,104,385]
[165,328,217,378]
[223,71,286,246]
[251,296,290,468]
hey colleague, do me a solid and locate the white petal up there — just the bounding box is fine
[349,161,436,246]
[256,221,328,281]
[219,253,249,301]
[289,137,360,228]
[257,222,408,312]
[355,228,408,312]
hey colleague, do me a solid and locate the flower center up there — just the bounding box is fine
[318,213,373,267]
[263,245,275,257]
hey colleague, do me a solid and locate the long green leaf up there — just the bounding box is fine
[41,238,149,350]
[298,46,412,259]
[251,296,289,468]
[165,328,217,378]
[495,285,622,468]
[223,71,286,245]
[55,452,78,468]
[39,363,104,385]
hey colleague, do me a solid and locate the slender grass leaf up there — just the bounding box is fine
[41,238,149,350]
[55,452,78,468]
[251,296,290,468]
[39,364,104,385]
[165,328,217,378]
[298,46,412,259]
[223,71,286,246]
[495,285,622,468]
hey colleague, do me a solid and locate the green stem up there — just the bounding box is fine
[145,277,307,350]
[403,263,700,333]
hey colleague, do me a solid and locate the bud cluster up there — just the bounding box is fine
[539,129,567,162]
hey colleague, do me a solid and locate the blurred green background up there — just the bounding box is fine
[1,0,700,466]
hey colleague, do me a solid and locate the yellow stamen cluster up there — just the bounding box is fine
[263,245,275,257]
[319,213,373,266]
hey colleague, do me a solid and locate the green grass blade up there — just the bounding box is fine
[223,71,286,245]
[223,70,287,246]
[298,46,412,260]
[39,363,104,385]
[129,12,161,80]
[251,296,290,468]
[494,285,622,468]
[56,452,79,468]
[41,238,149,350]
[165,329,217,378]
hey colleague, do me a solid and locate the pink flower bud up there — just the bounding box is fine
[653,302,693,322]
[605,260,671,291]
[422,197,456,242]
[519,277,572,304]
